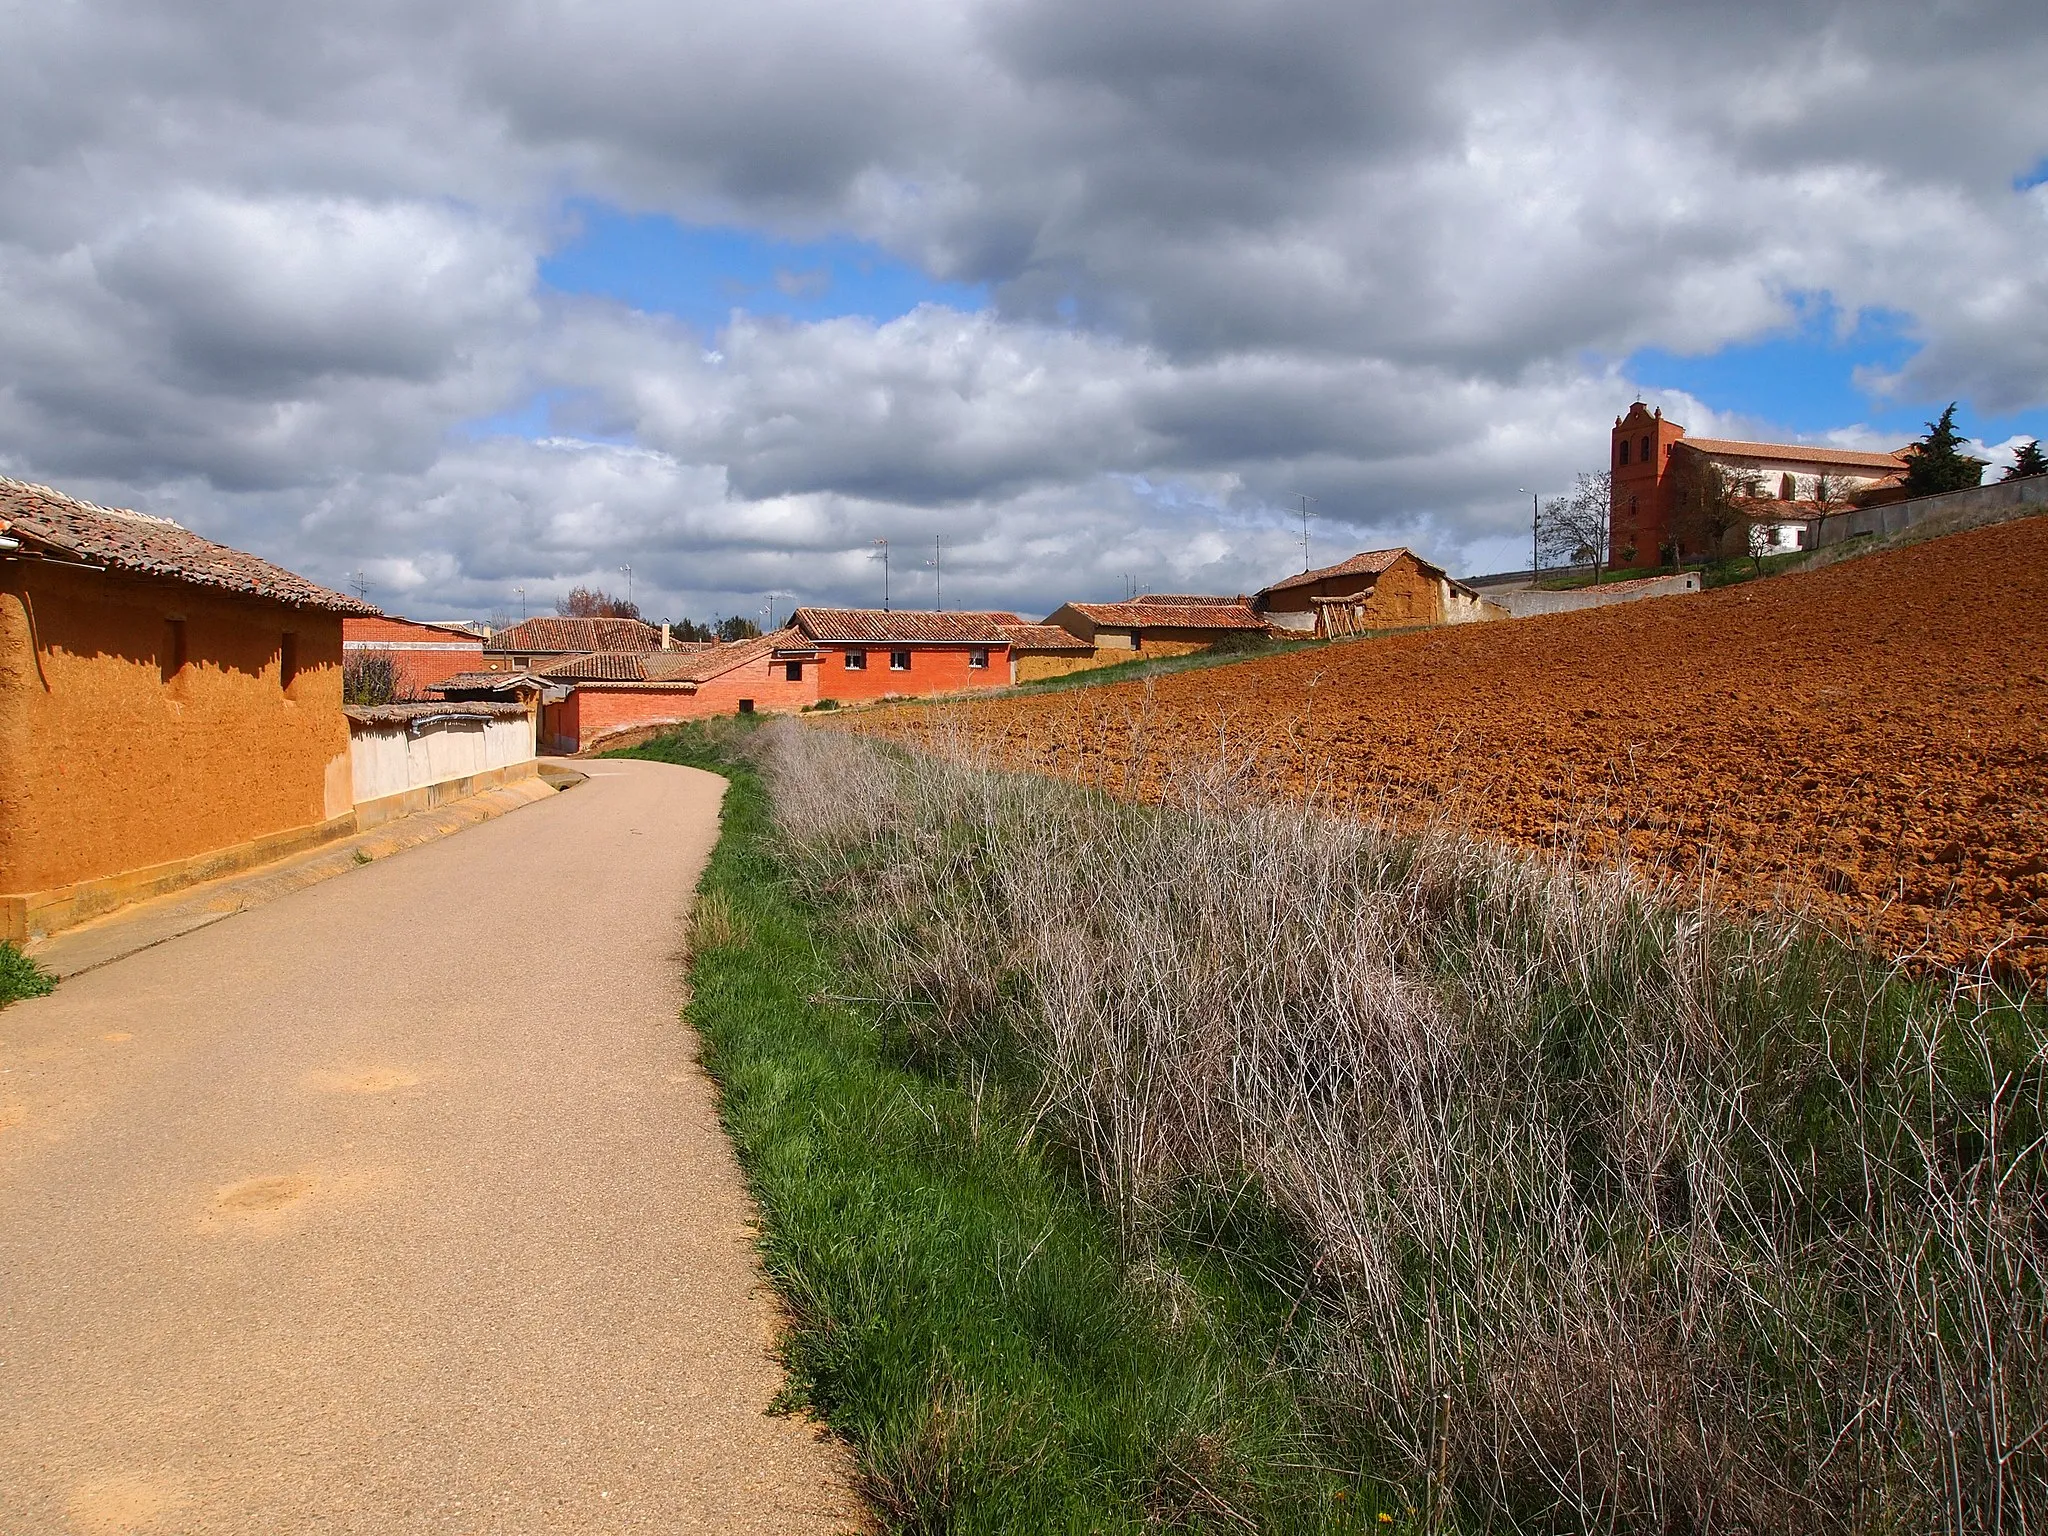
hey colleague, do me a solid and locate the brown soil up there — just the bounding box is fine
[849,517,2048,982]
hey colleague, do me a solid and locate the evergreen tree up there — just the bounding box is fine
[1899,403,1988,496]
[2003,439,2048,481]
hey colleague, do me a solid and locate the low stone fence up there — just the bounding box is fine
[1494,570,1701,618]
[1811,475,2048,548]
[345,702,537,828]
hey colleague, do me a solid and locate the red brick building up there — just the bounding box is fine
[536,632,824,752]
[485,615,666,670]
[791,608,1017,704]
[342,614,486,696]
[1609,401,1907,566]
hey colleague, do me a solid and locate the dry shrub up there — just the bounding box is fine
[747,719,2048,1534]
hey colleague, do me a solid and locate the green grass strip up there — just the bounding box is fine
[612,727,1381,1535]
[0,940,56,1009]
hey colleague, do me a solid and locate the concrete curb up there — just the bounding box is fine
[27,774,559,979]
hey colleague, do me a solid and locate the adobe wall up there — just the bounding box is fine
[1360,556,1444,626]
[812,643,1009,703]
[1493,571,1702,617]
[0,561,352,904]
[1014,651,1113,682]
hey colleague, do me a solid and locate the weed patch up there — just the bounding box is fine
[0,940,55,1007]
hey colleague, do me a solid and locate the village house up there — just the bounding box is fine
[1253,552,1497,636]
[998,622,1099,682]
[0,478,374,943]
[790,608,1019,702]
[1608,401,1908,566]
[1043,597,1269,655]
[531,631,824,751]
[342,613,487,696]
[484,615,668,670]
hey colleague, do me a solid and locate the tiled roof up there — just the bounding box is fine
[533,651,651,681]
[0,476,375,614]
[1056,601,1268,631]
[428,671,543,694]
[1133,593,1244,605]
[485,616,663,654]
[344,701,529,725]
[791,608,1019,643]
[1256,549,1412,598]
[999,622,1094,653]
[1678,438,1906,472]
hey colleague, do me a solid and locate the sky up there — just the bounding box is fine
[1,0,2044,624]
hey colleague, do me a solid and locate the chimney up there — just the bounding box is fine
[660,622,671,651]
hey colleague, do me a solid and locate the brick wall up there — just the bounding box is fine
[811,642,1009,704]
[343,615,485,696]
[1,562,351,899]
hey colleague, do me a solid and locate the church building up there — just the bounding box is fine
[1608,402,1907,567]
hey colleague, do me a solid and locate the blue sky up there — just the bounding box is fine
[541,201,985,335]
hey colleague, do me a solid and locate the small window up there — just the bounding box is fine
[1641,434,1652,462]
[738,698,755,715]
[1131,632,1143,651]
[844,649,866,671]
[784,661,802,682]
[1618,439,1631,466]
[280,631,299,692]
[889,649,911,671]
[1780,472,1797,501]
[968,648,988,669]
[161,618,188,683]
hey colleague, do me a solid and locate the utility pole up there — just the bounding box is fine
[1519,488,1539,575]
[874,539,890,611]
[1297,494,1318,570]
[619,564,634,610]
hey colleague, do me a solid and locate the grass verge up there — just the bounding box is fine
[0,940,56,1008]
[608,723,1377,1534]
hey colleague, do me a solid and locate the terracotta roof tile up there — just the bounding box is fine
[1133,593,1244,605]
[998,622,1094,653]
[1678,439,1906,473]
[427,670,544,694]
[0,476,374,614]
[1057,601,1269,630]
[791,608,1019,643]
[486,616,664,654]
[1256,549,1414,598]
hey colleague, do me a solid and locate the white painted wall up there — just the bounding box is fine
[348,713,533,804]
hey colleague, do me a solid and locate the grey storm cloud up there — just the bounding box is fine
[0,0,2043,620]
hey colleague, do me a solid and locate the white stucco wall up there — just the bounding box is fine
[348,713,534,804]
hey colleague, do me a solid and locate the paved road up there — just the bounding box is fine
[0,761,861,1534]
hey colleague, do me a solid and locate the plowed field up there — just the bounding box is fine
[847,516,2048,982]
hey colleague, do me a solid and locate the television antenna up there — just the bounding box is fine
[873,539,890,611]
[618,564,634,609]
[349,569,369,601]
[1295,494,1319,570]
[924,536,942,611]
[514,585,527,620]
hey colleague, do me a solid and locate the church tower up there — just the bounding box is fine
[1609,402,1687,568]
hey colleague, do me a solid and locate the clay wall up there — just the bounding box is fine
[0,561,352,901]
[1014,651,1113,682]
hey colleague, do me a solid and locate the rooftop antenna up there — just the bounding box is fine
[1296,494,1319,571]
[925,536,942,611]
[873,538,890,611]
[349,569,369,601]
[514,585,527,620]
[618,563,634,610]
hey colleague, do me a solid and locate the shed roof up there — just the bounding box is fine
[428,670,545,694]
[344,701,529,725]
[0,476,374,614]
[485,616,664,654]
[998,622,1094,654]
[791,608,1020,643]
[1054,601,1267,631]
[1256,549,1415,598]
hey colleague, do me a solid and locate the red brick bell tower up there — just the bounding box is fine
[1609,402,1687,569]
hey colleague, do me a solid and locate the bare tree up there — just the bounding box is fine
[342,650,404,705]
[1536,470,1612,583]
[556,585,642,620]
[1666,453,1756,564]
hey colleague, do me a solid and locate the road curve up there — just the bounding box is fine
[0,759,862,1534]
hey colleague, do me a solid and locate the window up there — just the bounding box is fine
[737,698,755,714]
[1131,631,1143,651]
[889,649,911,671]
[784,661,803,682]
[843,649,866,670]
[1781,472,1797,501]
[280,631,299,692]
[1641,434,1652,462]
[968,648,988,669]
[1618,439,1631,466]
[160,618,187,683]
